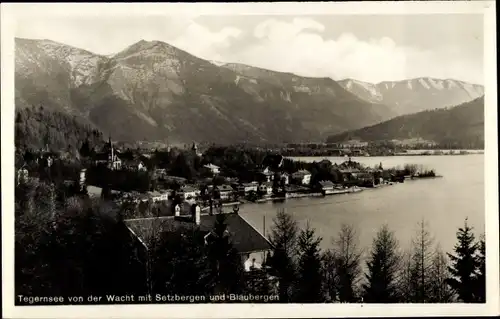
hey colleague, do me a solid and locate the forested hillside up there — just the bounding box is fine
[15,105,104,152]
[327,96,484,149]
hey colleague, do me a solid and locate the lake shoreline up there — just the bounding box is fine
[236,176,443,207]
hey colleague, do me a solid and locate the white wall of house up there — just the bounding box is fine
[242,251,268,272]
[258,184,273,195]
[302,174,311,185]
[183,191,197,199]
[282,175,289,185]
[220,191,232,200]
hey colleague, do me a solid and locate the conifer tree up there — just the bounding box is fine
[362,225,402,303]
[446,218,480,303]
[332,224,362,302]
[206,213,245,294]
[429,247,455,302]
[321,250,340,302]
[408,219,435,302]
[267,209,298,302]
[472,235,485,302]
[295,223,324,302]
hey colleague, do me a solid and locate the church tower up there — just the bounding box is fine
[107,136,116,170]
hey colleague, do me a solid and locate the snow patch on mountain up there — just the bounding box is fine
[419,78,431,89]
[407,80,413,90]
[446,79,458,89]
[33,39,108,86]
[461,82,483,99]
[345,80,353,90]
[428,78,444,90]
[210,60,227,67]
[355,80,381,98]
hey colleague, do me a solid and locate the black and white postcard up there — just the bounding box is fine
[1,1,498,318]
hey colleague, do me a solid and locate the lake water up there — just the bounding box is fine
[240,154,485,257]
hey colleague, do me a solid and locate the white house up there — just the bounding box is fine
[261,167,275,182]
[281,172,290,185]
[258,182,273,196]
[215,184,234,200]
[237,182,259,195]
[291,169,312,185]
[203,163,220,174]
[178,185,199,201]
[124,210,272,275]
[148,191,169,202]
[17,166,29,185]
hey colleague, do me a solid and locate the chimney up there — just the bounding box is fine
[174,204,181,217]
[79,169,86,190]
[192,204,201,225]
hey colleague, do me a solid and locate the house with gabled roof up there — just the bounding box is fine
[177,185,200,201]
[291,169,312,185]
[212,184,234,201]
[123,158,147,172]
[16,164,29,185]
[124,206,272,283]
[203,163,220,174]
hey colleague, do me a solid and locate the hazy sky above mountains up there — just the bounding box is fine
[16,14,484,84]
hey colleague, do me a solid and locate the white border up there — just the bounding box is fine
[1,2,498,318]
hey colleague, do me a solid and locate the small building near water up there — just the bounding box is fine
[316,180,335,194]
[291,169,312,185]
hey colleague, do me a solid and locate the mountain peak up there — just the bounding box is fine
[113,39,181,59]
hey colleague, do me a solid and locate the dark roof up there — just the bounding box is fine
[180,185,199,192]
[125,213,271,254]
[217,184,234,192]
[123,159,144,166]
[292,169,311,176]
[318,180,335,187]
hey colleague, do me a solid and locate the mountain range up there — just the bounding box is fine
[326,96,485,148]
[15,37,484,145]
[338,78,484,116]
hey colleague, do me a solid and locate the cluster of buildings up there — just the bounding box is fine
[16,138,405,288]
[93,138,148,172]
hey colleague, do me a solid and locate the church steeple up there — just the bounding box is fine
[108,136,114,163]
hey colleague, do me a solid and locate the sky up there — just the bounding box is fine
[15,14,484,84]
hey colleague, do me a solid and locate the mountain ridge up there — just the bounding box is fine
[15,37,482,146]
[326,96,485,149]
[338,77,484,115]
[15,37,398,144]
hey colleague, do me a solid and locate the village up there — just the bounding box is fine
[15,138,438,276]
[16,138,429,210]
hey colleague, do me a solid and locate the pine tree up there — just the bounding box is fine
[152,229,212,296]
[408,219,435,302]
[295,223,324,302]
[321,249,339,302]
[446,218,480,302]
[206,213,246,294]
[472,235,485,302]
[331,224,362,302]
[362,225,402,303]
[429,247,455,302]
[267,208,298,302]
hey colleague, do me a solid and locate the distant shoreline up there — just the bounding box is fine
[287,149,484,158]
